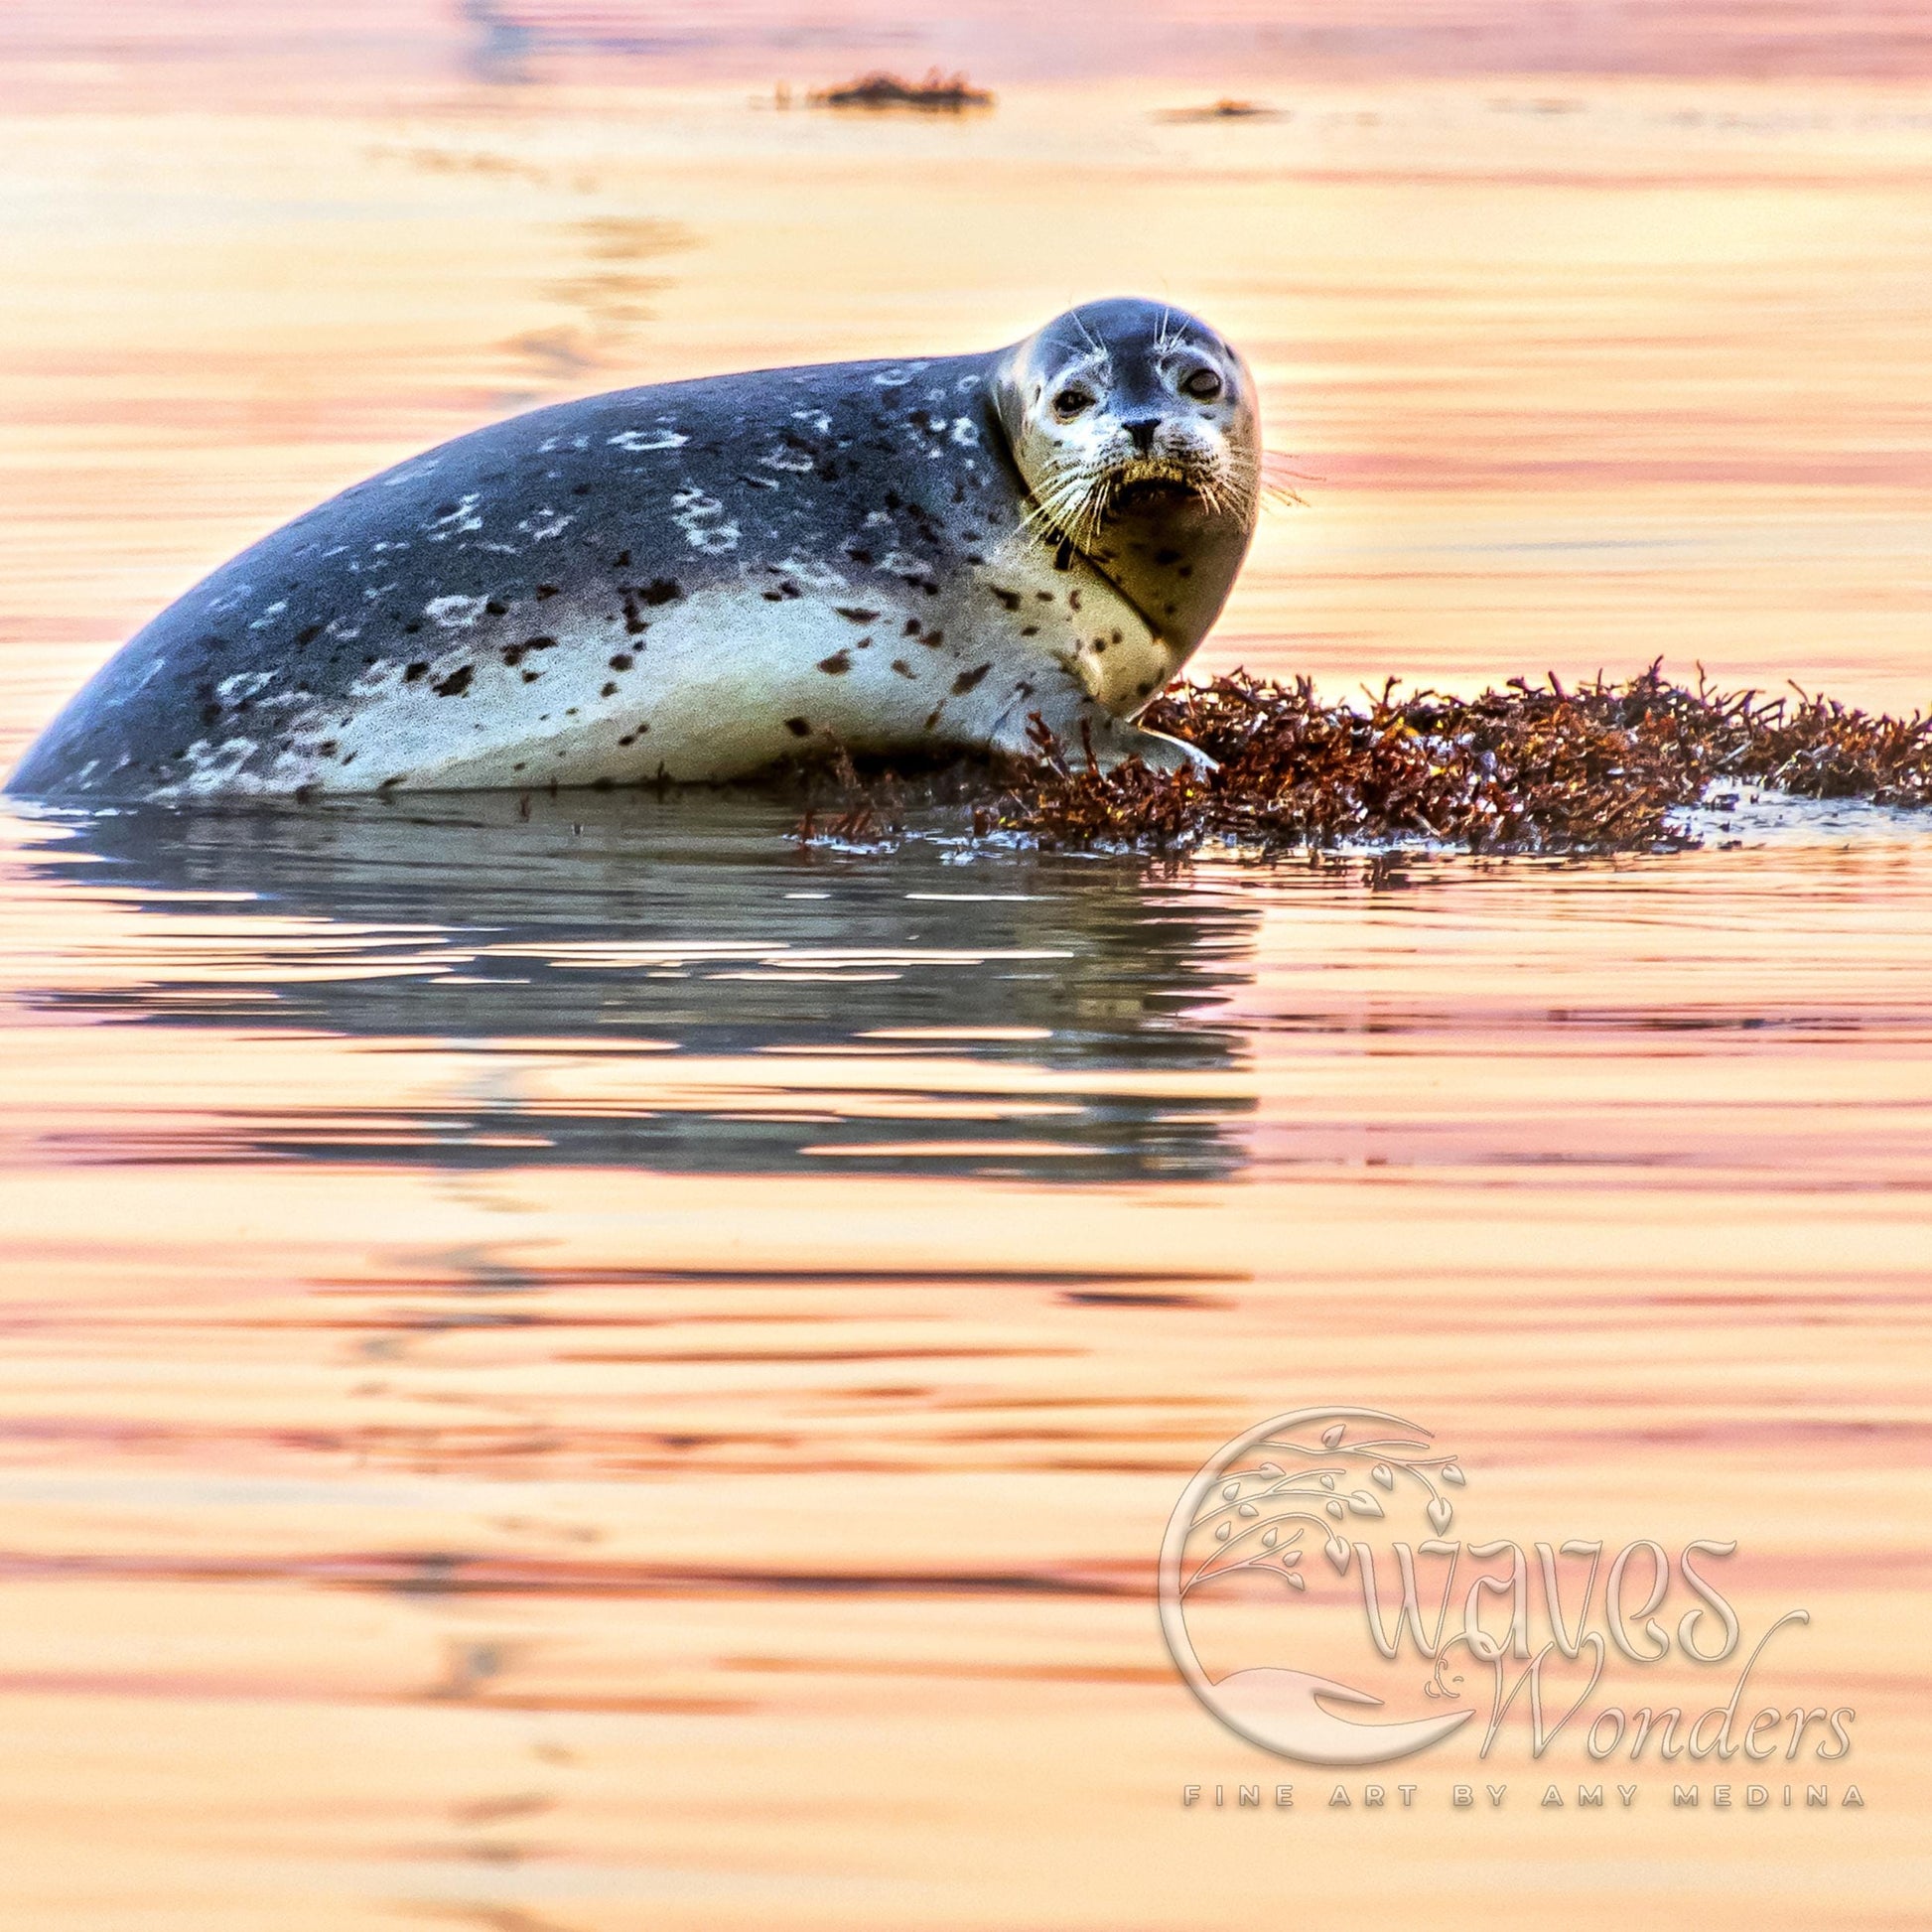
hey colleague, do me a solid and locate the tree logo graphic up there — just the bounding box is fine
[1158,1405,1476,1764]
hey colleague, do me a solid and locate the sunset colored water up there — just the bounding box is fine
[2,8,1929,1928]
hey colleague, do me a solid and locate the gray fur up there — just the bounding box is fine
[8,299,1257,800]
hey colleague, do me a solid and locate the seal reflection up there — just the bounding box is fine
[21,790,1259,1180]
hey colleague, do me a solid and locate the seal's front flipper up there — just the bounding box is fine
[988,697,1216,775]
[1129,726,1218,775]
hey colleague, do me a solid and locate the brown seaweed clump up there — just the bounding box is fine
[994,664,1932,854]
[811,70,994,111]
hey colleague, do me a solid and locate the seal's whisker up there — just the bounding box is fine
[1259,450,1321,484]
[1069,309,1107,363]
[1014,468,1095,550]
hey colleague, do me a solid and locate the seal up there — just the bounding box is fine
[7,297,1260,800]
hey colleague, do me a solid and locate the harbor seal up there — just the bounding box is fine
[7,297,1260,801]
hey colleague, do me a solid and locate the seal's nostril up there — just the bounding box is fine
[1126,418,1161,455]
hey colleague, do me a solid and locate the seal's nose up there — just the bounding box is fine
[1125,417,1161,456]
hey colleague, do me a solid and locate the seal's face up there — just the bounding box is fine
[992,298,1261,668]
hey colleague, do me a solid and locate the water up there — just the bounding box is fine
[2,9,1930,1928]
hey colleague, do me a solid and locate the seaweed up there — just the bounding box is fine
[994,664,1932,855]
[810,70,994,111]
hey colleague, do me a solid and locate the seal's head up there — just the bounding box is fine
[992,297,1261,669]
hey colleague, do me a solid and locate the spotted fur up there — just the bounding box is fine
[9,299,1259,799]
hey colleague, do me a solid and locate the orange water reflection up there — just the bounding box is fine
[3,795,1930,1926]
[3,10,1931,1929]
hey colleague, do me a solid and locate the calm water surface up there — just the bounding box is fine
[2,8,1930,1928]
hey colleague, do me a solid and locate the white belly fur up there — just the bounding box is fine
[159,556,1173,794]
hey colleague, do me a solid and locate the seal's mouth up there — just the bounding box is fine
[1107,459,1213,511]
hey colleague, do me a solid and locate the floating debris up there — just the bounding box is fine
[994,665,1932,854]
[1155,99,1284,123]
[810,70,995,112]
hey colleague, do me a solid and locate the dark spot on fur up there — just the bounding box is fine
[1068,589,1083,610]
[295,623,324,646]
[609,652,633,670]
[318,740,338,756]
[526,634,558,650]
[601,681,620,697]
[990,588,1022,612]
[1021,625,1039,637]
[403,621,421,634]
[522,669,540,682]
[762,590,785,602]
[614,550,631,567]
[1035,590,1053,603]
[200,703,221,724]
[404,661,429,681]
[433,665,473,697]
[501,643,526,666]
[951,664,992,695]
[817,651,851,675]
[485,599,507,616]
[1176,565,1193,579]
[1137,680,1155,697]
[572,483,592,496]
[891,658,916,679]
[641,579,681,605]
[783,716,811,737]
[921,628,944,649]
[845,546,874,566]
[836,607,880,623]
[903,619,922,636]
[1155,548,1181,566]
[535,584,560,600]
[922,707,941,732]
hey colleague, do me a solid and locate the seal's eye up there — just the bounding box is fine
[1179,366,1223,401]
[1051,387,1094,418]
